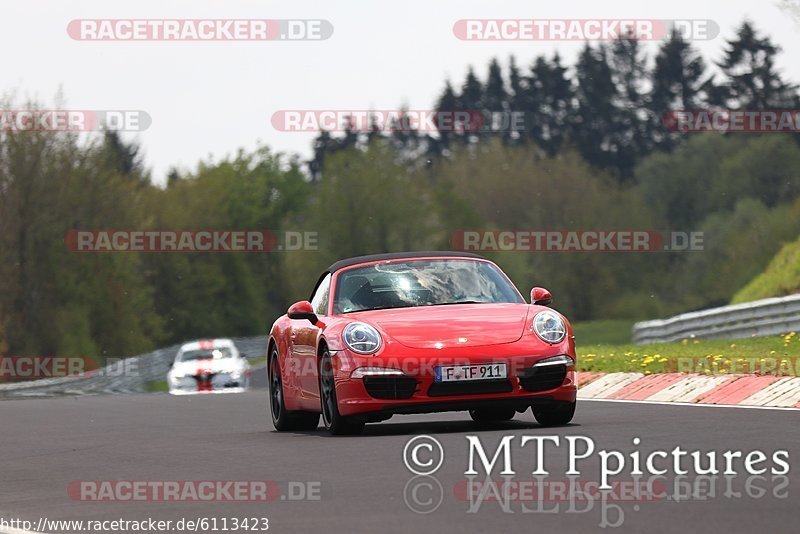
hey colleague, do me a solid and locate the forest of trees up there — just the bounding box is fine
[1,21,799,363]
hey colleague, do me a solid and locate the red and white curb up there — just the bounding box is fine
[578,372,800,409]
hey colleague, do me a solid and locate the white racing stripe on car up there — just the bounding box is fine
[581,397,800,411]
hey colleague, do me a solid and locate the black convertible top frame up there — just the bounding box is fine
[307,251,486,301]
[326,251,485,273]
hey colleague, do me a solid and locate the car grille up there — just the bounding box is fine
[363,376,418,400]
[427,379,513,397]
[518,364,567,392]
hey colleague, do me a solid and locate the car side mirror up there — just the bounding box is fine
[530,287,553,306]
[288,300,318,324]
[240,353,247,359]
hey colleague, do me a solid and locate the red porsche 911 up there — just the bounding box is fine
[267,251,577,435]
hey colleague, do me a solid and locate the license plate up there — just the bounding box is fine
[434,363,507,382]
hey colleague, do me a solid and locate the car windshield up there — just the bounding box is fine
[177,348,233,362]
[333,259,524,314]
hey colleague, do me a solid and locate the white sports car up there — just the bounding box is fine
[167,339,251,395]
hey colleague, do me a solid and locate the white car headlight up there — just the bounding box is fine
[343,322,383,354]
[532,311,567,344]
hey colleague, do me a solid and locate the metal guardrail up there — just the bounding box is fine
[632,294,800,344]
[0,336,267,399]
[7,295,800,395]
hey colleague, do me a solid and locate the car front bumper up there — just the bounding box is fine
[332,349,577,418]
[168,372,249,395]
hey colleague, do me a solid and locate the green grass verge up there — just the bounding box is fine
[572,319,635,345]
[576,333,800,376]
[733,237,800,303]
[144,379,169,392]
[247,356,266,368]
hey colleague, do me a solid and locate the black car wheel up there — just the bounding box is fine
[269,347,319,431]
[319,348,364,435]
[532,401,576,426]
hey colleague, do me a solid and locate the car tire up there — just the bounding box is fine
[319,348,364,436]
[469,407,516,424]
[269,348,319,431]
[532,401,576,426]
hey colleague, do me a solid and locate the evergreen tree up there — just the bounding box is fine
[507,55,529,144]
[483,58,508,139]
[573,44,621,176]
[712,21,797,109]
[529,53,573,156]
[434,80,458,150]
[460,67,484,141]
[650,30,708,151]
[609,36,651,173]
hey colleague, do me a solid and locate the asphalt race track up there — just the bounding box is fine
[1,379,798,534]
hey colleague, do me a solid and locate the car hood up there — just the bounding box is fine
[347,303,531,349]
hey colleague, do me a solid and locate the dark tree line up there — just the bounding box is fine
[310,22,799,181]
[3,21,800,363]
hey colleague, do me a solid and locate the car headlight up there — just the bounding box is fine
[532,311,567,344]
[343,322,383,354]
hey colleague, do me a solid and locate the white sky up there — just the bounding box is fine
[4,1,800,184]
